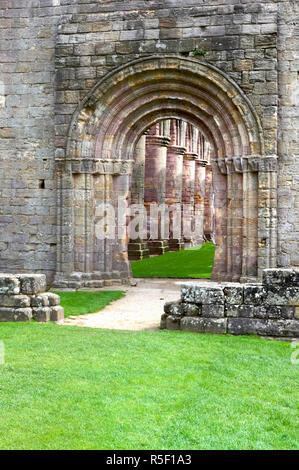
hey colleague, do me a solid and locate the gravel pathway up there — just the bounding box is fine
[62,278,212,331]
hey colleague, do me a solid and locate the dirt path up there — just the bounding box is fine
[62,278,212,331]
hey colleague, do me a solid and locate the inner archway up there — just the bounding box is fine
[54,56,277,288]
[127,118,215,279]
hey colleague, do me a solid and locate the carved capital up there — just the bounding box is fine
[214,155,278,174]
[167,145,186,155]
[195,159,208,167]
[55,158,134,175]
[145,135,171,147]
[183,152,197,161]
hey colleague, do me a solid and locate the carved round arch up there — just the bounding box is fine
[67,56,264,161]
[54,56,277,288]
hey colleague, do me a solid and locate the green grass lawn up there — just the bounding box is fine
[0,322,298,450]
[131,242,215,278]
[53,291,125,318]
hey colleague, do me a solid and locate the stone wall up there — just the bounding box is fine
[0,1,298,286]
[0,273,64,322]
[162,268,299,337]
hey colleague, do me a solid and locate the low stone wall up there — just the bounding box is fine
[0,274,64,322]
[161,269,299,338]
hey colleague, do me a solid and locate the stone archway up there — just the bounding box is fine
[54,56,277,288]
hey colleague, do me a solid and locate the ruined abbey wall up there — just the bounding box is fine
[0,0,298,285]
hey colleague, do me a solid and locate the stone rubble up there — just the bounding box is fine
[0,274,64,323]
[162,268,299,337]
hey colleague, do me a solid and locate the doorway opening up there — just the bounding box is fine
[54,56,269,289]
[128,118,216,279]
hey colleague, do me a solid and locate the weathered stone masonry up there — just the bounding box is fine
[0,273,64,322]
[0,1,298,288]
[162,268,299,337]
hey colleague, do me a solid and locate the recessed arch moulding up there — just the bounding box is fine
[53,56,278,288]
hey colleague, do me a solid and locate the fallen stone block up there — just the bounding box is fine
[225,305,295,319]
[32,292,60,307]
[164,301,184,317]
[228,317,257,335]
[225,304,253,318]
[45,293,61,306]
[223,284,243,305]
[228,318,299,337]
[263,268,299,288]
[0,294,30,308]
[202,304,224,318]
[0,307,32,322]
[195,287,224,305]
[0,274,20,295]
[30,294,49,307]
[32,307,51,322]
[182,302,201,316]
[181,285,224,305]
[181,317,227,334]
[166,315,181,330]
[244,285,267,305]
[18,274,46,295]
[262,306,295,319]
[50,306,64,322]
[265,287,299,306]
[181,285,196,303]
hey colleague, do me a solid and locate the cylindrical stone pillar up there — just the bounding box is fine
[144,123,170,255]
[166,120,186,251]
[204,164,214,241]
[181,123,197,248]
[193,159,207,246]
[182,152,197,247]
[128,134,149,260]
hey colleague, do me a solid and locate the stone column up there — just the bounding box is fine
[128,134,149,260]
[193,159,207,247]
[240,171,258,282]
[166,119,185,251]
[182,153,197,248]
[53,160,74,287]
[73,173,94,274]
[144,123,170,255]
[257,170,277,279]
[210,160,227,281]
[226,172,243,281]
[204,164,213,241]
[181,123,197,247]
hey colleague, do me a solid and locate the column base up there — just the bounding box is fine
[183,238,194,249]
[128,241,150,261]
[192,238,204,248]
[204,233,213,242]
[148,240,169,255]
[168,239,185,251]
[52,271,130,289]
